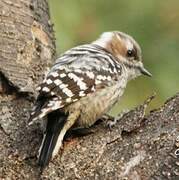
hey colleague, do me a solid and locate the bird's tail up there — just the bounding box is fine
[38,110,67,168]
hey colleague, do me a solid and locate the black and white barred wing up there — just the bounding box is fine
[29,45,122,124]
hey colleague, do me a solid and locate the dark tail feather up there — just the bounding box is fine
[38,110,68,168]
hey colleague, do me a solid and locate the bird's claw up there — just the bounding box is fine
[106,109,130,129]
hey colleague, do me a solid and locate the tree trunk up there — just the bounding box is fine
[0,0,178,179]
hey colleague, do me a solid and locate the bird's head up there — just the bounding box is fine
[93,31,152,80]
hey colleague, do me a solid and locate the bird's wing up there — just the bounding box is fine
[29,44,122,123]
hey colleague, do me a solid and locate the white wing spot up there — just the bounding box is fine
[36,86,41,91]
[62,88,74,97]
[97,75,106,80]
[42,87,50,92]
[60,73,66,78]
[50,91,55,96]
[68,72,79,81]
[59,83,68,89]
[54,79,62,85]
[46,79,53,84]
[73,98,78,102]
[66,97,72,103]
[51,101,62,110]
[79,91,86,97]
[51,72,59,77]
[77,80,87,90]
[47,98,60,107]
[86,71,95,79]
[74,69,82,73]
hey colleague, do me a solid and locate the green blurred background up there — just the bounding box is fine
[48,0,179,115]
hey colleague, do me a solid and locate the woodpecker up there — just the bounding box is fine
[29,31,152,168]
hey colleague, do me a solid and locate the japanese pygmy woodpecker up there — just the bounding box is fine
[29,31,152,168]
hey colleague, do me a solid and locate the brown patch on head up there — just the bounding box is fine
[105,33,127,59]
[95,31,142,62]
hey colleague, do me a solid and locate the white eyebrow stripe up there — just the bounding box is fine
[126,39,133,50]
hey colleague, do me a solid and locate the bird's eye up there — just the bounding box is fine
[127,49,134,57]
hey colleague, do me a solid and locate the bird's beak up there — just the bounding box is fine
[140,66,152,77]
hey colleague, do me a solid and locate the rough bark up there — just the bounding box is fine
[0,0,178,180]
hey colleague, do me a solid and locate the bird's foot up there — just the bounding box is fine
[105,109,130,129]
